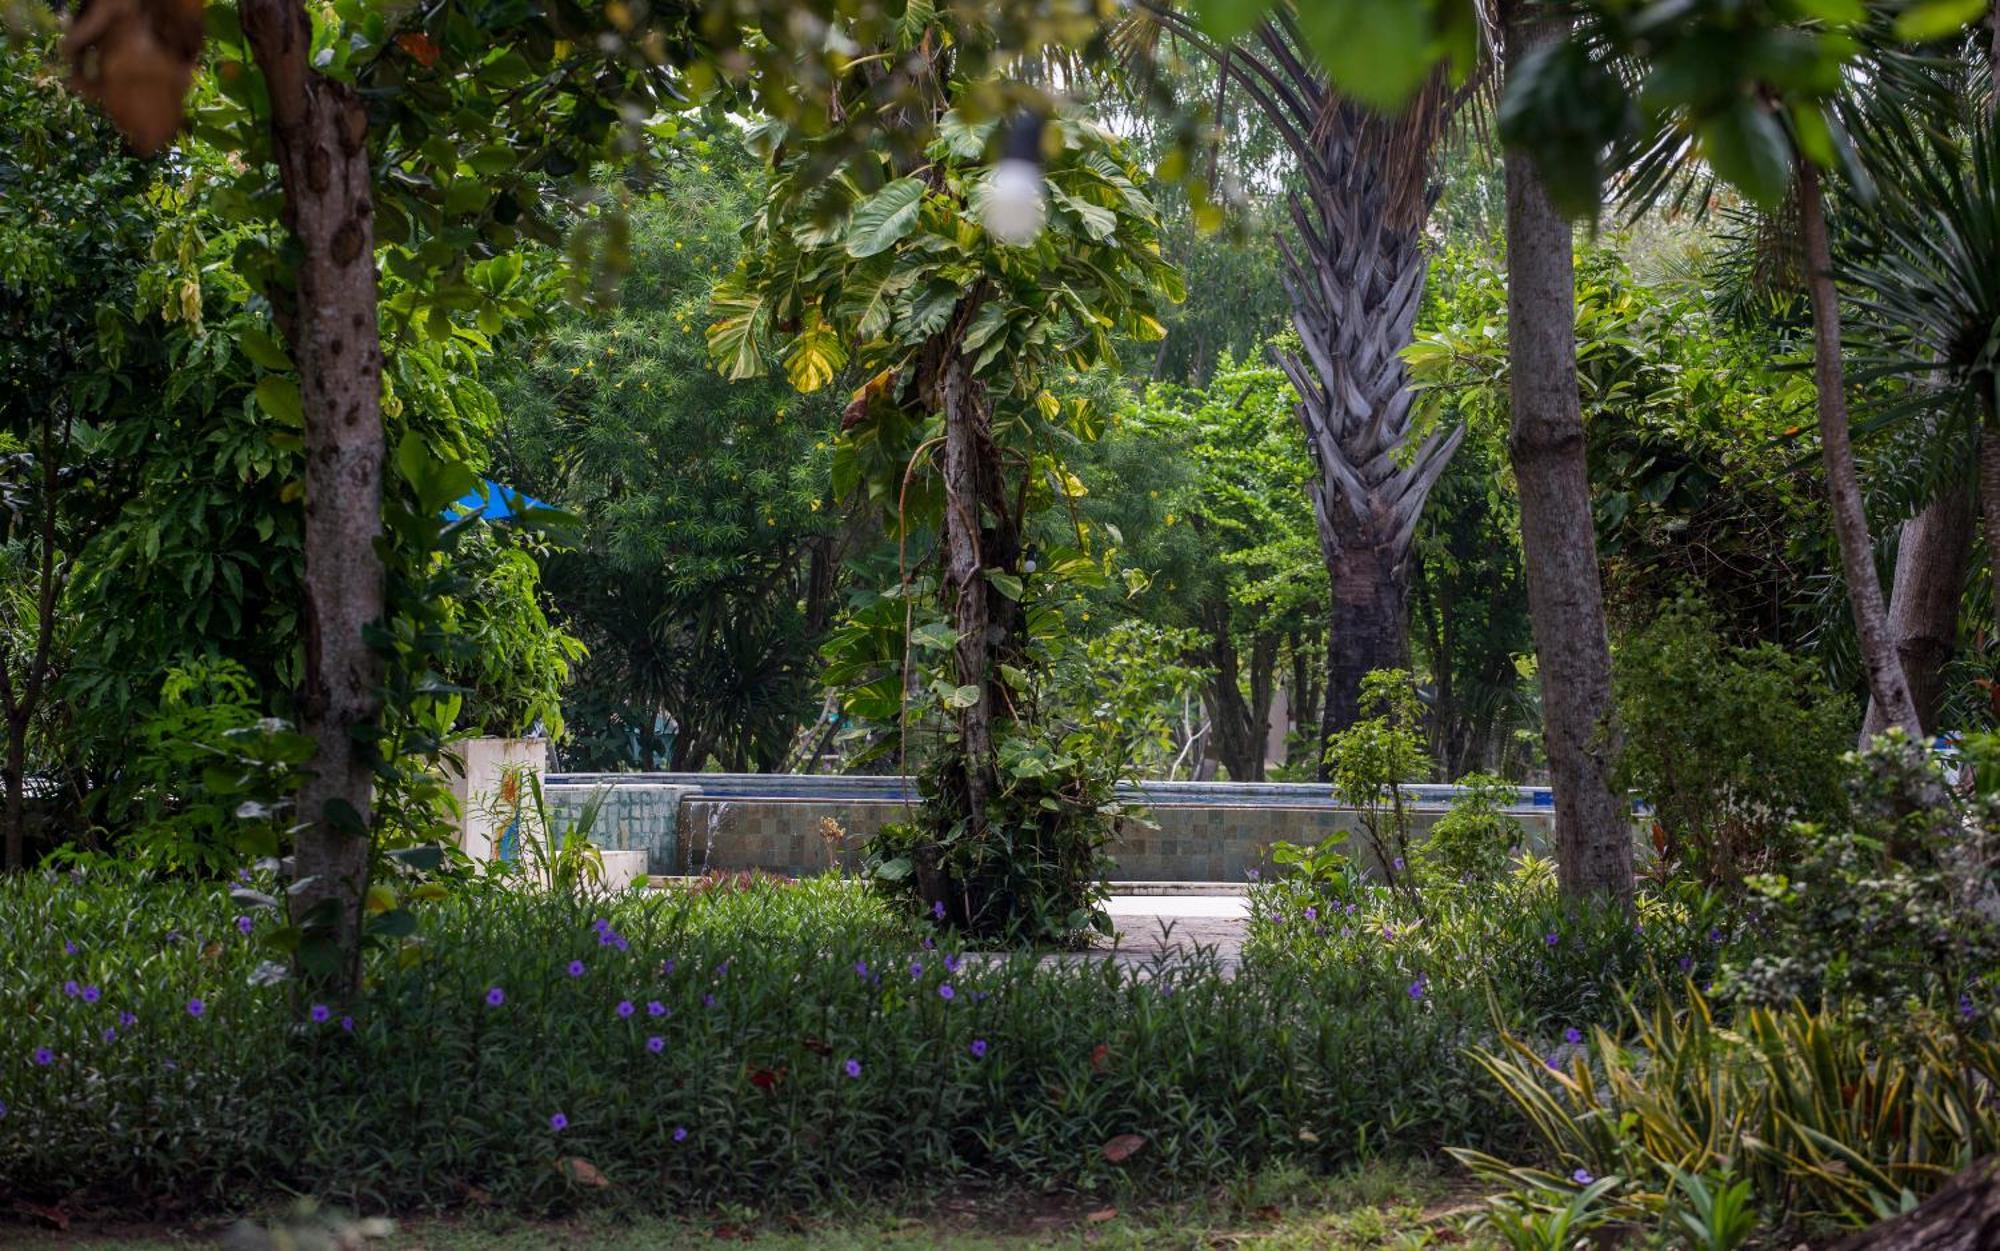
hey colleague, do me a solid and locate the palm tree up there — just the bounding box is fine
[1120,5,1473,759]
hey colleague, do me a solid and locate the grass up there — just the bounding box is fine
[8,1162,1502,1249]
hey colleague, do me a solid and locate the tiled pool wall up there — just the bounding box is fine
[544,782,1562,881]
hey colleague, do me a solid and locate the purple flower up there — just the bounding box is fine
[1677,955,1695,974]
[647,1035,665,1054]
[647,1000,667,1017]
[80,985,100,1004]
[236,915,253,935]
[237,868,252,883]
[673,1126,688,1142]
[921,936,935,951]
[660,958,676,976]
[597,930,617,947]
[0,1100,7,1117]
[1407,975,1427,1000]
[31,1047,53,1066]
[486,987,506,1007]
[1393,856,1406,872]
[612,935,629,952]
[1563,1026,1583,1045]
[938,984,956,1001]
[549,1112,568,1132]
[340,1016,355,1034]
[909,961,924,979]
[1246,869,1260,882]
[1708,928,1723,945]
[63,940,77,956]
[616,1000,636,1019]
[969,1039,988,1059]
[1572,1168,1594,1185]
[1545,1054,1562,1072]
[844,1058,862,1078]
[854,960,870,979]
[1304,907,1318,922]
[932,900,946,920]
[117,1012,136,1028]
[1962,993,1978,1022]
[102,1027,118,1043]
[62,980,80,998]
[714,959,730,976]
[566,960,586,978]
[702,993,717,1009]
[1544,931,1560,947]
[592,918,609,933]
[1381,926,1395,941]
[310,1004,331,1023]
[943,954,961,975]
[186,998,206,1018]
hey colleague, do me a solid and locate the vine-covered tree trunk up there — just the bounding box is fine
[1868,484,1973,738]
[1796,162,1923,741]
[1502,2,1632,905]
[242,0,386,989]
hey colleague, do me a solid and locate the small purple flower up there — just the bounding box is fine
[969,1039,988,1059]
[63,940,77,956]
[1572,1168,1594,1185]
[237,868,252,884]
[616,1000,635,1019]
[854,960,870,979]
[647,1000,667,1017]
[1407,975,1427,1000]
[938,984,956,1001]
[236,915,254,935]
[340,1016,355,1034]
[310,1004,331,1023]
[1962,993,1978,1022]
[1544,931,1560,947]
[1563,1026,1583,1045]
[486,987,506,1007]
[921,936,935,950]
[660,958,676,976]
[1546,1054,1562,1072]
[702,993,717,1009]
[597,930,617,947]
[118,1011,136,1028]
[932,900,946,920]
[549,1112,568,1132]
[1677,955,1695,974]
[81,984,100,1004]
[714,959,731,976]
[909,961,924,979]
[647,1035,665,1054]
[1345,903,1356,915]
[62,980,80,998]
[943,954,961,975]
[673,1126,688,1142]
[1381,926,1395,941]
[567,960,586,978]
[592,918,609,933]
[1393,856,1406,872]
[612,935,629,952]
[0,1100,7,1117]
[1246,869,1260,882]
[102,1027,118,1043]
[1304,907,1318,922]
[844,1058,862,1078]
[1708,928,1723,945]
[186,998,206,1018]
[31,1047,53,1066]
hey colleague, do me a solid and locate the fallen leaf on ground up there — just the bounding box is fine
[554,1156,609,1187]
[1086,1206,1118,1224]
[1101,1133,1146,1163]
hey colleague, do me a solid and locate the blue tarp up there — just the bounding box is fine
[448,479,550,521]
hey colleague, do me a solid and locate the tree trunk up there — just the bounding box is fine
[1318,539,1413,774]
[1502,2,1632,906]
[1867,483,1973,738]
[242,0,386,990]
[1796,161,1923,741]
[1201,606,1274,782]
[1829,1158,2000,1251]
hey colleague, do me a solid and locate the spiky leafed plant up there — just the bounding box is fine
[1118,3,1480,756]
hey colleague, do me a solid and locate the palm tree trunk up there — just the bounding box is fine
[242,0,386,993]
[1317,540,1413,766]
[1502,1,1631,905]
[1867,484,1973,738]
[1795,161,1923,740]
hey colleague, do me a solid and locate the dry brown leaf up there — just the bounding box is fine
[61,0,203,155]
[1100,1133,1146,1164]
[1085,1207,1118,1224]
[555,1156,610,1187]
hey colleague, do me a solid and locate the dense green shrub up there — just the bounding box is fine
[1415,773,1527,890]
[5,869,1522,1215]
[1247,856,1727,1040]
[1724,734,2000,1026]
[1614,597,1853,886]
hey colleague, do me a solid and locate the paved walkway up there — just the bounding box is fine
[1090,893,1249,975]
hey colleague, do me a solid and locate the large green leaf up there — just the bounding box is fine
[846,178,927,258]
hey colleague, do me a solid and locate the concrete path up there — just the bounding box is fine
[1090,893,1249,975]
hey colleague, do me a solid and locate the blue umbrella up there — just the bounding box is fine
[448,479,550,522]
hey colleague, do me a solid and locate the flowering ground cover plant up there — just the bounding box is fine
[4,868,1532,1216]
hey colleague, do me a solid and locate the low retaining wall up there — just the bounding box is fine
[543,775,1564,883]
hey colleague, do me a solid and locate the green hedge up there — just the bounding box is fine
[1,870,1597,1215]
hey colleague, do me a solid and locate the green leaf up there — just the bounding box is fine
[1699,102,1793,209]
[846,178,927,258]
[986,570,1024,601]
[942,683,981,709]
[1295,0,1434,113]
[254,375,305,427]
[872,855,914,881]
[240,325,294,371]
[1894,0,1985,41]
[1191,0,1274,42]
